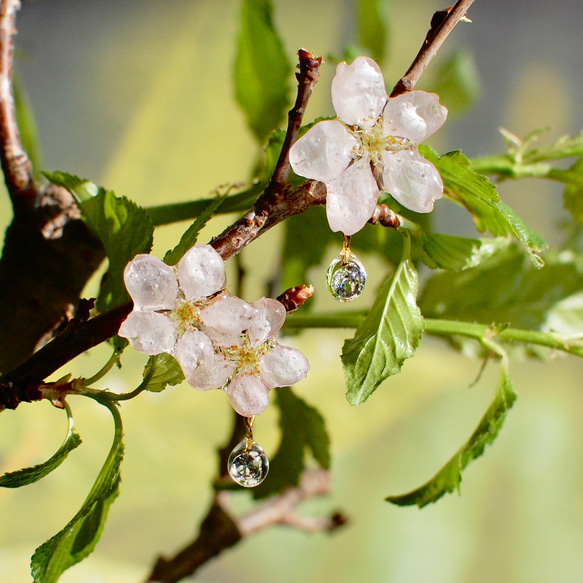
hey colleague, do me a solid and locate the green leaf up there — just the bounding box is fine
[357,0,390,63]
[0,404,81,488]
[386,364,516,507]
[163,194,226,265]
[522,130,583,164]
[31,400,124,583]
[234,0,291,143]
[494,200,547,268]
[420,146,502,233]
[342,235,424,405]
[420,146,548,265]
[45,171,154,310]
[563,156,583,225]
[81,190,154,311]
[430,49,481,115]
[43,171,106,203]
[420,247,583,331]
[14,72,42,175]
[253,388,330,499]
[419,232,511,271]
[142,353,185,393]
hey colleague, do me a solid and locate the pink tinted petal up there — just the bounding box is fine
[259,345,310,389]
[381,149,443,213]
[289,120,357,183]
[183,352,234,391]
[118,311,177,355]
[382,91,448,144]
[247,298,286,346]
[225,374,270,417]
[173,330,214,386]
[332,57,388,128]
[200,295,255,347]
[124,254,177,311]
[326,157,379,235]
[177,244,226,302]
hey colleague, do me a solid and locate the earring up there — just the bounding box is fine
[326,234,367,302]
[227,416,269,487]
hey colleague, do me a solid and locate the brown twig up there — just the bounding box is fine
[0,0,34,210]
[276,284,314,313]
[237,470,332,535]
[145,471,335,583]
[0,302,131,410]
[210,179,326,260]
[269,49,322,191]
[146,499,242,583]
[390,0,475,97]
[368,203,401,229]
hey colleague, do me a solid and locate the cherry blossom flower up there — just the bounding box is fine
[289,56,448,236]
[203,296,310,417]
[119,245,309,417]
[118,243,226,370]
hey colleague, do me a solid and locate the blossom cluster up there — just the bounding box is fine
[290,56,448,236]
[119,244,309,417]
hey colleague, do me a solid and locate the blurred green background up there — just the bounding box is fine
[2,1,583,581]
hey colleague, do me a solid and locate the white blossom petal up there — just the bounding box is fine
[259,344,310,389]
[247,298,286,346]
[289,120,357,183]
[173,330,215,388]
[124,254,177,311]
[177,243,225,302]
[332,57,388,128]
[201,295,255,347]
[382,91,448,144]
[118,311,177,355]
[326,157,379,235]
[381,149,443,213]
[184,354,235,391]
[225,374,270,417]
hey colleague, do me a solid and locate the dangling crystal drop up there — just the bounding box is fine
[228,439,269,487]
[327,235,367,302]
[227,417,269,488]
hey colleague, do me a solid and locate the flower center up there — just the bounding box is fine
[172,298,202,335]
[222,333,272,377]
[350,119,410,162]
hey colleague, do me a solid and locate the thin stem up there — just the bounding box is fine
[284,313,583,358]
[93,380,148,403]
[428,319,583,357]
[83,348,122,387]
[0,0,35,210]
[145,186,262,227]
[284,312,367,329]
[269,50,322,191]
[390,0,475,97]
[470,154,583,189]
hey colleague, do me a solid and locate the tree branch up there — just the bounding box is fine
[0,0,105,375]
[269,49,321,191]
[390,0,475,97]
[237,470,333,535]
[0,0,34,209]
[145,471,337,583]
